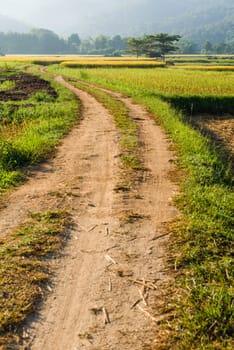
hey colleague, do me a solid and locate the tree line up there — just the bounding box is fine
[0,28,233,55]
[0,29,128,55]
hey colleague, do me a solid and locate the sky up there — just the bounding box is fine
[0,0,227,36]
[1,0,137,23]
[0,0,147,35]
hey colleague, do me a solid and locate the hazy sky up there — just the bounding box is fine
[0,0,146,34]
[1,0,139,21]
[0,0,227,36]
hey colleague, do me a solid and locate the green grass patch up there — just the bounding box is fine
[0,80,15,91]
[0,67,81,192]
[0,210,71,349]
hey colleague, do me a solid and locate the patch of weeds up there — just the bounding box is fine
[66,79,142,175]
[79,70,89,80]
[114,182,131,193]
[0,140,28,170]
[31,91,56,103]
[134,193,143,199]
[121,154,142,170]
[0,80,15,91]
[0,210,71,349]
[89,307,103,316]
[65,191,80,198]
[0,68,81,192]
[78,331,94,343]
[0,170,23,192]
[121,211,145,224]
[48,190,64,198]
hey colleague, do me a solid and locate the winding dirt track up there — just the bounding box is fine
[0,77,178,349]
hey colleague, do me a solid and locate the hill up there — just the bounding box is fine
[65,0,233,46]
[0,14,30,33]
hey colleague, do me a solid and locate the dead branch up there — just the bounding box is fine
[130,298,142,309]
[109,276,112,292]
[129,278,157,290]
[138,287,148,306]
[102,307,111,324]
[137,305,157,322]
[88,224,98,232]
[105,254,117,265]
[77,223,88,232]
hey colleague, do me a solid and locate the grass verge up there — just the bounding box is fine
[122,94,233,350]
[0,210,71,349]
[0,68,80,193]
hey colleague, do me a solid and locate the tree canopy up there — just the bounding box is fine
[128,33,181,59]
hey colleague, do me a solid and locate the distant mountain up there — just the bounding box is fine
[146,1,234,45]
[65,0,233,45]
[0,14,30,33]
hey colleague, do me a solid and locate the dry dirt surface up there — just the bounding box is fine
[0,76,178,349]
[192,115,234,168]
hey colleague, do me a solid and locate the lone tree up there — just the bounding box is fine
[144,33,181,60]
[127,37,146,58]
[128,33,181,60]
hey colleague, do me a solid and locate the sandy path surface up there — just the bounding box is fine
[0,76,178,349]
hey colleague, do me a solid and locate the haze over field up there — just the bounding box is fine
[0,0,233,38]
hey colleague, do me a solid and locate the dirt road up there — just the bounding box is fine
[0,77,178,349]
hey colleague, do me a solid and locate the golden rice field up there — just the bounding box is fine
[60,60,166,68]
[51,65,234,97]
[1,55,233,98]
[0,55,166,68]
[0,55,233,70]
[173,65,234,71]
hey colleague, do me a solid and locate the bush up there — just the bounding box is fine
[0,140,28,170]
[32,91,56,102]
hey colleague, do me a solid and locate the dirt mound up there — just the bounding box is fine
[0,73,57,101]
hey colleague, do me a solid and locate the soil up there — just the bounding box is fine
[191,115,234,169]
[0,73,57,101]
[0,76,178,349]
